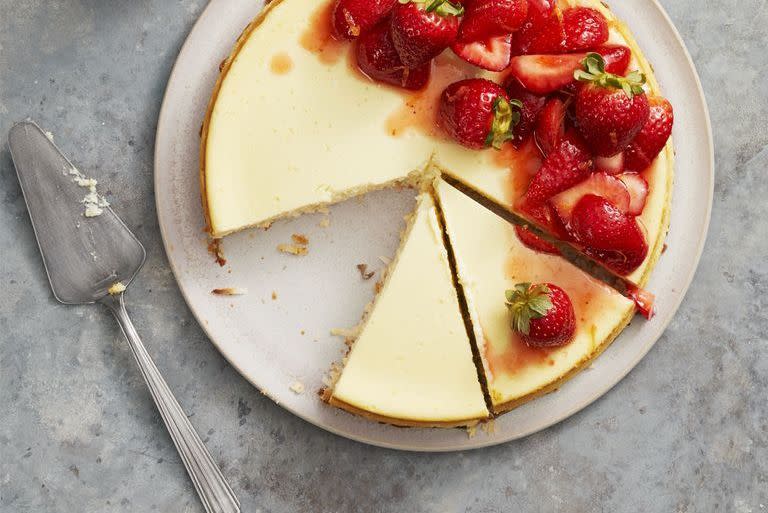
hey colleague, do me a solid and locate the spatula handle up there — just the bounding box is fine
[101,293,240,513]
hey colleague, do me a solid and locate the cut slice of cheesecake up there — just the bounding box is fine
[325,192,489,427]
[201,0,672,286]
[435,179,635,413]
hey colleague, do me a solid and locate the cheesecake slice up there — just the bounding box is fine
[201,0,672,285]
[436,179,635,412]
[326,192,489,427]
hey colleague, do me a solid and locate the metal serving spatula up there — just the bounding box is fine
[8,121,240,513]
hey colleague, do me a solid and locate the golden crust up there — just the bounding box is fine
[327,396,485,428]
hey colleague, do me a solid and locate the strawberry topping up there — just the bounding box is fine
[534,96,567,156]
[506,282,576,348]
[391,0,463,67]
[515,225,560,254]
[504,78,548,144]
[356,20,431,89]
[438,78,522,149]
[624,96,674,172]
[451,34,513,71]
[458,0,529,42]
[332,0,397,39]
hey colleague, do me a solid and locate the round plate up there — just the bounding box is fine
[154,0,713,451]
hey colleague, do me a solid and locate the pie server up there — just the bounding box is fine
[8,121,240,513]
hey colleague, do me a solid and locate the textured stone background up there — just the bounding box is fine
[0,0,766,512]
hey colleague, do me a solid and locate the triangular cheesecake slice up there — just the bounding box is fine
[325,192,489,427]
[436,179,635,413]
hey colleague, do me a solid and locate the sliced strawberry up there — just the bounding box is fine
[515,225,560,254]
[550,172,630,226]
[504,78,547,144]
[356,21,431,89]
[569,194,649,275]
[534,97,567,156]
[451,35,512,72]
[627,285,656,319]
[617,172,649,215]
[390,0,463,67]
[519,132,593,210]
[526,0,555,21]
[459,0,528,42]
[624,96,674,172]
[332,0,397,39]
[507,53,588,95]
[594,152,625,175]
[562,7,609,51]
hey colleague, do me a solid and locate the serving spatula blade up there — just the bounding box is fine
[7,120,145,304]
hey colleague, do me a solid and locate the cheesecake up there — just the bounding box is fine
[200,0,676,427]
[326,192,489,427]
[436,179,634,412]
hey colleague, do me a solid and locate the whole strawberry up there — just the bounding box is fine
[391,0,463,67]
[458,0,529,42]
[356,20,431,89]
[332,0,397,39]
[438,78,523,149]
[569,193,648,275]
[506,282,575,348]
[574,53,650,157]
[624,96,674,172]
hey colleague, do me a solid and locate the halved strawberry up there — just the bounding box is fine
[550,172,631,226]
[534,97,567,156]
[594,152,625,175]
[504,78,547,144]
[624,96,674,172]
[451,35,512,71]
[510,6,607,55]
[438,78,522,149]
[356,20,431,89]
[617,172,649,215]
[459,0,528,42]
[515,225,560,254]
[569,194,649,275]
[332,0,397,39]
[519,132,593,209]
[507,47,632,96]
[597,44,632,76]
[391,0,463,67]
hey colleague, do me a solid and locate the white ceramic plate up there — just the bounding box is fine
[154,0,713,451]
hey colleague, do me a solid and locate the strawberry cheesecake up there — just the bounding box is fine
[200,0,675,426]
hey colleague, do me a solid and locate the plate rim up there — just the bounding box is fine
[153,0,714,452]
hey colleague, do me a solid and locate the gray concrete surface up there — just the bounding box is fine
[0,0,766,511]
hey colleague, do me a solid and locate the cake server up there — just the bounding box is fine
[8,121,240,513]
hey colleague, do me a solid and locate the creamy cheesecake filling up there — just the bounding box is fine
[328,192,489,426]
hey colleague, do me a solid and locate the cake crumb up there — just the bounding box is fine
[330,326,359,343]
[662,243,668,254]
[277,243,308,256]
[322,362,343,387]
[318,216,330,228]
[44,130,55,141]
[207,239,227,266]
[466,425,477,438]
[211,287,247,296]
[356,263,375,280]
[107,282,126,295]
[378,255,392,265]
[69,166,110,218]
[291,233,309,245]
[300,330,305,335]
[289,381,305,394]
[480,419,496,434]
[374,279,384,293]
[271,291,278,300]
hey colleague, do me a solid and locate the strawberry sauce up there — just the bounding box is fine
[299,0,346,64]
[485,333,555,377]
[270,52,294,74]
